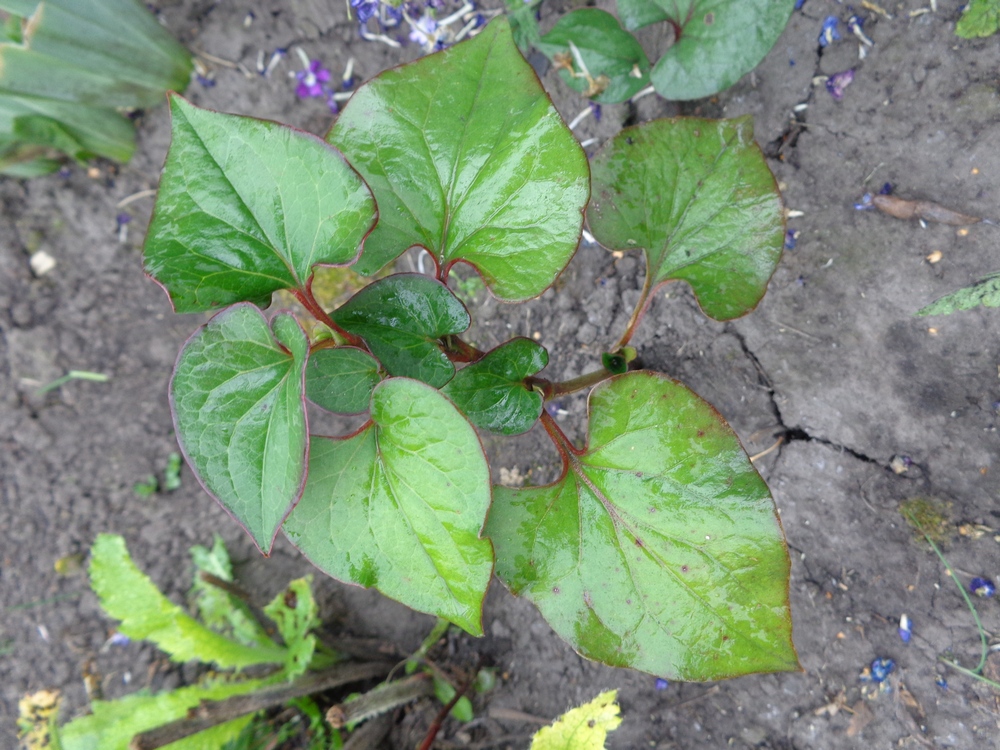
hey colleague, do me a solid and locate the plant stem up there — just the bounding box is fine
[543,366,615,398]
[325,674,434,729]
[405,617,450,675]
[292,287,365,349]
[443,335,485,363]
[540,410,584,458]
[613,270,653,351]
[417,668,477,750]
[939,658,1000,691]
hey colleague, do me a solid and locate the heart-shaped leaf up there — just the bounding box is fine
[487,372,797,679]
[588,117,783,321]
[538,9,651,104]
[331,273,470,388]
[283,378,494,635]
[648,0,795,100]
[306,347,382,415]
[144,95,377,313]
[327,17,590,301]
[441,338,548,435]
[170,304,309,554]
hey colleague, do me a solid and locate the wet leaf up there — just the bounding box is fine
[284,378,493,635]
[530,690,620,750]
[916,273,1000,316]
[442,338,548,435]
[487,372,797,679]
[328,18,589,301]
[305,347,382,414]
[171,305,309,554]
[588,117,783,321]
[145,95,376,313]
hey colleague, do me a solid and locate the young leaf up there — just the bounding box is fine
[648,0,796,100]
[441,338,548,435]
[615,0,668,32]
[90,534,288,669]
[284,378,494,636]
[330,274,470,388]
[306,347,382,414]
[506,0,543,52]
[263,577,320,680]
[956,0,1000,38]
[487,373,798,680]
[538,9,651,104]
[144,95,376,313]
[530,690,621,750]
[588,117,783,321]
[170,305,310,554]
[916,272,1000,316]
[328,17,590,301]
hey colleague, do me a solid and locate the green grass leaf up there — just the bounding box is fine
[530,690,621,750]
[916,272,1000,316]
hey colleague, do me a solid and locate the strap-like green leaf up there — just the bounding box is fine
[284,378,494,635]
[487,372,798,679]
[144,96,377,313]
[328,17,589,301]
[305,347,382,414]
[916,272,1000,316]
[588,117,783,321]
[170,305,309,554]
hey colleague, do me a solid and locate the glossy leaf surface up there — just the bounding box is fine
[441,338,548,435]
[588,117,783,321]
[648,0,795,100]
[171,305,309,554]
[284,378,493,635]
[538,9,651,104]
[145,96,376,313]
[331,274,469,388]
[328,18,589,301]
[487,373,797,679]
[305,347,382,414]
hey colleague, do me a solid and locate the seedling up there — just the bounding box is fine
[144,18,797,681]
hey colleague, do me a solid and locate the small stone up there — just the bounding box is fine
[29,251,56,277]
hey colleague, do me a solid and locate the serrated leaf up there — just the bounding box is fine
[538,9,651,104]
[956,0,1000,38]
[530,690,621,750]
[284,378,494,635]
[648,0,795,100]
[144,95,376,313]
[171,305,309,554]
[331,274,469,388]
[306,347,382,414]
[89,534,288,669]
[487,372,797,680]
[328,17,589,301]
[441,338,548,435]
[916,272,1000,316]
[263,577,319,680]
[588,117,783,321]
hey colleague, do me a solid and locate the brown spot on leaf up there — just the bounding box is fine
[704,12,714,25]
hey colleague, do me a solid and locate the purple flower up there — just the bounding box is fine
[795,0,806,8]
[825,69,855,100]
[898,614,911,643]
[784,229,800,250]
[971,576,996,598]
[654,678,669,690]
[819,16,841,47]
[870,657,894,683]
[878,182,893,196]
[352,0,380,24]
[409,11,439,51]
[295,59,331,98]
[196,73,216,88]
[589,102,602,122]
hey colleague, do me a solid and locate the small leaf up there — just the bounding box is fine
[263,577,319,680]
[648,0,795,100]
[284,378,494,636]
[331,274,470,388]
[144,95,376,313]
[328,18,590,301]
[916,273,1000,316]
[432,678,474,722]
[171,305,309,554]
[601,352,628,375]
[956,0,1000,38]
[441,338,548,435]
[306,347,382,414]
[487,372,798,680]
[530,690,621,750]
[588,117,783,321]
[615,0,668,31]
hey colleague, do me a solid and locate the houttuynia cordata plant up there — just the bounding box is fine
[143,17,799,681]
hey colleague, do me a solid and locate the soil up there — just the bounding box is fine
[2,0,999,748]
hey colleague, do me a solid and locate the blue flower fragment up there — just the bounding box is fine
[819,16,841,47]
[826,69,855,100]
[848,14,874,47]
[870,657,895,683]
[970,576,996,598]
[784,229,800,250]
[935,677,948,690]
[898,614,911,643]
[351,0,381,24]
[795,0,807,9]
[855,193,874,211]
[878,182,893,196]
[654,678,669,691]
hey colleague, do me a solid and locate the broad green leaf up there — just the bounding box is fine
[331,274,470,388]
[328,17,590,301]
[588,117,783,321]
[648,0,795,100]
[530,690,621,750]
[615,0,668,32]
[263,577,320,680]
[171,305,309,554]
[284,378,494,635]
[538,9,651,104]
[144,95,377,313]
[441,338,548,435]
[12,115,87,159]
[916,272,1000,316]
[306,347,382,414]
[89,534,288,669]
[487,372,798,679]
[956,0,1000,38]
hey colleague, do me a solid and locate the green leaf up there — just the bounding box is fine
[89,534,288,669]
[441,338,548,435]
[306,347,382,414]
[916,272,1000,316]
[328,17,590,301]
[284,378,494,636]
[170,305,310,554]
[615,0,668,32]
[433,678,474,722]
[263,577,320,680]
[538,9,651,104]
[144,95,377,313]
[506,0,543,52]
[956,0,1000,38]
[530,690,621,750]
[487,372,798,679]
[588,117,783,321]
[12,114,87,159]
[648,0,795,100]
[331,274,470,388]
